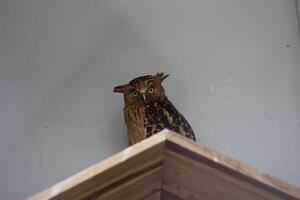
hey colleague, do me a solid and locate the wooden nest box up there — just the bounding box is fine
[28,129,300,200]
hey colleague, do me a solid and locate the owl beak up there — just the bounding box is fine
[141,93,148,104]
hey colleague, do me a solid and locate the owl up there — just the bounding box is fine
[114,73,196,145]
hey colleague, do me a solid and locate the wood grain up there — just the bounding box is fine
[143,190,161,200]
[163,150,284,199]
[95,165,162,200]
[161,189,184,200]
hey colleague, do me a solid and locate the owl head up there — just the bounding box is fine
[113,73,169,106]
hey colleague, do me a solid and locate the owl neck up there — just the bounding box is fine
[124,101,142,109]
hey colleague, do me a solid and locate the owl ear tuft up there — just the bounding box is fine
[113,84,132,93]
[154,73,169,83]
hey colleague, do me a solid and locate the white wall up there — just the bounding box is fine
[0,0,300,199]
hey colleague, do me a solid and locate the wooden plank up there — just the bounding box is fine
[165,132,300,200]
[77,155,163,200]
[161,189,184,200]
[95,166,162,200]
[143,190,161,200]
[163,150,283,200]
[27,130,168,200]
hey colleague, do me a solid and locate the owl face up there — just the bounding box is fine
[114,73,169,107]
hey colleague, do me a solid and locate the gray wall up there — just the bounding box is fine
[0,0,300,199]
[298,0,300,33]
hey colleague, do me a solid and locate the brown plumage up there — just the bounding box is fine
[114,73,196,145]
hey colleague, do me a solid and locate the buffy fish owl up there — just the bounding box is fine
[114,73,196,145]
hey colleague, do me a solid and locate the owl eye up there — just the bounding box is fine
[131,91,139,97]
[147,87,155,94]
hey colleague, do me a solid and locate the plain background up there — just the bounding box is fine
[0,0,300,199]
